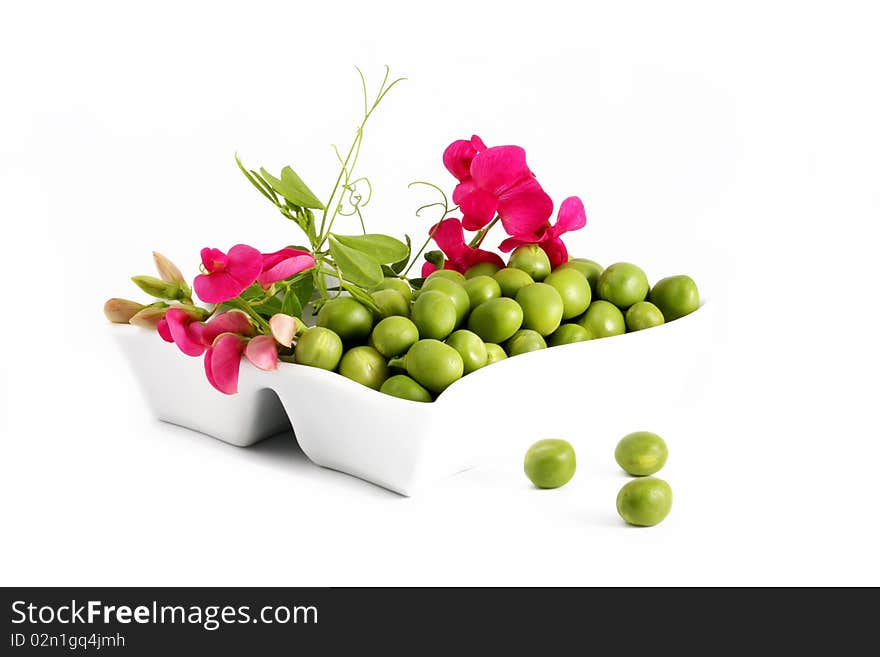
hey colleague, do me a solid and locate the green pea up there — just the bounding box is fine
[556,258,603,295]
[493,267,534,298]
[372,277,412,301]
[316,297,373,341]
[576,300,625,338]
[547,323,591,347]
[465,262,501,278]
[625,301,665,332]
[445,329,488,374]
[426,269,466,284]
[463,275,501,309]
[515,282,564,336]
[649,275,700,321]
[467,297,523,343]
[505,329,547,356]
[615,431,668,476]
[544,268,591,320]
[370,289,410,319]
[293,327,343,371]
[421,277,470,326]
[371,316,419,358]
[524,439,576,489]
[616,477,673,526]
[393,339,464,393]
[508,245,551,281]
[338,346,389,391]
[411,290,457,340]
[485,343,507,365]
[597,262,649,309]
[380,375,433,403]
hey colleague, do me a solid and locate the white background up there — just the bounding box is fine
[2,1,879,586]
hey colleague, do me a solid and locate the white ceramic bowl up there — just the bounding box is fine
[113,302,711,495]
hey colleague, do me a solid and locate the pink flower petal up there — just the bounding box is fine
[498,235,529,253]
[244,335,278,371]
[204,333,245,395]
[194,271,246,304]
[443,135,486,181]
[421,261,438,277]
[165,308,207,357]
[431,219,468,259]
[459,188,500,232]
[156,318,173,342]
[193,244,262,304]
[225,243,263,287]
[496,177,554,237]
[540,237,569,270]
[269,314,297,348]
[257,253,315,288]
[469,146,532,196]
[548,196,586,238]
[194,310,254,345]
[463,248,505,272]
[200,248,228,273]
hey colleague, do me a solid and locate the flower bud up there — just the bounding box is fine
[131,275,182,300]
[175,304,210,321]
[269,313,307,348]
[128,303,169,329]
[103,298,145,323]
[152,251,186,285]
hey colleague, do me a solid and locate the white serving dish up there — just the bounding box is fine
[113,302,711,496]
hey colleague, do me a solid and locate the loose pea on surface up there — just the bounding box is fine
[625,301,665,332]
[370,288,410,319]
[380,374,433,403]
[463,275,502,309]
[493,267,534,298]
[547,323,591,347]
[485,343,507,364]
[372,277,412,301]
[426,269,466,284]
[649,275,700,321]
[421,277,470,326]
[294,327,343,371]
[508,245,551,281]
[505,329,547,356]
[615,431,668,476]
[411,290,457,340]
[316,297,373,341]
[445,329,488,374]
[396,339,464,393]
[338,346,389,391]
[465,262,502,279]
[524,439,576,489]
[576,300,625,338]
[597,262,649,309]
[516,282,564,336]
[467,297,524,344]
[371,316,419,358]
[556,258,603,295]
[616,477,673,527]
[544,268,592,320]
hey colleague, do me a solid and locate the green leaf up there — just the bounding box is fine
[340,281,382,314]
[408,277,426,290]
[390,234,411,274]
[258,167,324,210]
[331,233,409,264]
[280,288,303,318]
[290,274,315,308]
[381,264,397,277]
[328,237,383,288]
[281,166,324,210]
[235,153,278,205]
[254,296,283,318]
[425,250,445,269]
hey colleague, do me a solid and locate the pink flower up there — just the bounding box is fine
[158,308,254,356]
[443,135,486,182]
[450,144,553,236]
[499,196,587,269]
[193,244,262,304]
[257,248,315,289]
[203,333,279,395]
[423,218,505,276]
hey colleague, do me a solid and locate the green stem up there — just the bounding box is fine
[229,298,271,332]
[469,215,500,248]
[403,220,445,277]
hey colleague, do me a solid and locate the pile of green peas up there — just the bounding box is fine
[294,244,700,402]
[522,430,673,527]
